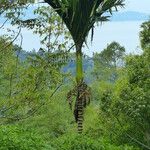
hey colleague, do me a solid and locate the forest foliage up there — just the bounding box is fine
[0,1,150,150]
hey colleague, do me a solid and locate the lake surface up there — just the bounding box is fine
[0,21,144,56]
[85,21,144,56]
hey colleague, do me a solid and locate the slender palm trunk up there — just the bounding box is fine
[76,44,83,84]
[75,44,84,133]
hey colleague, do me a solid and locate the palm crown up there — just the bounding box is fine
[45,0,124,46]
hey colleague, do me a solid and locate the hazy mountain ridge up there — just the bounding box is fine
[0,11,149,24]
[111,11,149,21]
[16,50,93,75]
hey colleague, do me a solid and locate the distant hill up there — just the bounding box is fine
[111,11,149,21]
[0,10,149,24]
[17,50,94,82]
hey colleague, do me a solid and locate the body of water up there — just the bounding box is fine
[85,21,144,56]
[0,21,145,56]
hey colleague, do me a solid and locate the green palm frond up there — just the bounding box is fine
[45,0,124,45]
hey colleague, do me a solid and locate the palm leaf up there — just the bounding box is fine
[45,0,124,46]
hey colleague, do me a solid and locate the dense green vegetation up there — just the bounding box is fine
[0,0,150,150]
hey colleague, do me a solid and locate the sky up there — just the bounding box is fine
[0,0,150,56]
[123,0,150,13]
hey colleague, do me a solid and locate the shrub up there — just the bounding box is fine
[52,134,137,150]
[0,125,52,150]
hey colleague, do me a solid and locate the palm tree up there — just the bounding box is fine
[45,0,124,133]
[140,20,150,50]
